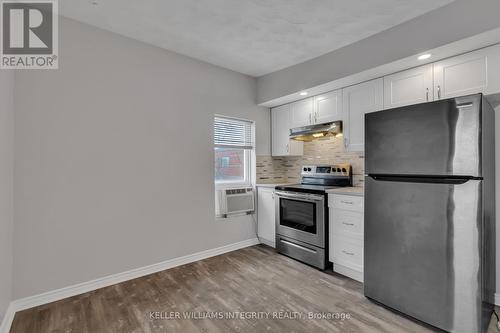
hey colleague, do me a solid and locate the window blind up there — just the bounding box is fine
[214,116,254,149]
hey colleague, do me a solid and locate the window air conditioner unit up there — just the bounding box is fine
[216,187,255,218]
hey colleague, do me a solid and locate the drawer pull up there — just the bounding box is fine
[342,222,355,226]
[340,200,353,205]
[342,250,355,256]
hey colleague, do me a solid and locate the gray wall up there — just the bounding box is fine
[0,72,14,320]
[13,17,270,299]
[257,0,500,104]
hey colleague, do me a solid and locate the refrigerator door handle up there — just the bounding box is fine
[367,174,480,185]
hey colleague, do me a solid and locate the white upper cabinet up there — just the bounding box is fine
[384,64,433,109]
[343,78,384,152]
[290,97,314,128]
[433,47,494,100]
[271,104,303,157]
[313,90,343,124]
[486,44,500,96]
[289,92,342,129]
[270,44,500,155]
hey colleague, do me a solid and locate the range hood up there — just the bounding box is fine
[290,121,343,142]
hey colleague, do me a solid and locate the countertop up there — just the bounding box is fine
[256,184,365,196]
[326,187,364,196]
[255,183,293,188]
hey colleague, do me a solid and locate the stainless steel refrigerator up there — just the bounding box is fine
[364,94,495,333]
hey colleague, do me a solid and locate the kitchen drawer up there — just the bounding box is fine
[277,235,325,270]
[331,209,364,240]
[329,194,364,212]
[331,236,363,272]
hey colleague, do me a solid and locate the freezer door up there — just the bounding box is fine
[364,176,483,333]
[365,94,482,177]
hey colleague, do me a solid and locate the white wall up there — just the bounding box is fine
[0,72,14,320]
[13,17,270,299]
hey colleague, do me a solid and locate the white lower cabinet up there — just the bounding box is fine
[328,194,364,282]
[257,187,276,247]
[331,238,363,271]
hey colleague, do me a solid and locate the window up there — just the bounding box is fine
[214,116,254,186]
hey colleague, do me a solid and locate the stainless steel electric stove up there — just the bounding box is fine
[274,164,352,269]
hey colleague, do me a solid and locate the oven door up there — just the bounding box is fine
[275,191,325,248]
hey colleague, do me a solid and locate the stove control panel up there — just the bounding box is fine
[301,164,352,177]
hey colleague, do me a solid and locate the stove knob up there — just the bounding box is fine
[337,168,341,172]
[342,168,347,172]
[308,168,312,172]
[303,167,307,172]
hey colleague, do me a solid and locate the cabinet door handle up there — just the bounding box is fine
[344,137,348,149]
[286,144,289,153]
[340,200,353,205]
[437,85,441,99]
[342,222,355,226]
[309,113,312,124]
[342,250,355,256]
[315,112,318,123]
[426,88,429,101]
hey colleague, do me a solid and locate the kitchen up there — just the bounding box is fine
[255,43,500,332]
[2,1,500,333]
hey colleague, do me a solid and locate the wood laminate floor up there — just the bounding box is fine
[10,245,499,333]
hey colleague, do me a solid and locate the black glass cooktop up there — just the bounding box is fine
[275,184,348,194]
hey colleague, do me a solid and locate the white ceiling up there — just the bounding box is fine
[60,0,454,77]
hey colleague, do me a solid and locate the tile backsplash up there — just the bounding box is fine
[256,136,364,187]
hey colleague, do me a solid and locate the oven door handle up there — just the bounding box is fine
[275,191,324,202]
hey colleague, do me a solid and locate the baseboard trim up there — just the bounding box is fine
[258,237,275,249]
[333,263,363,283]
[495,293,500,306]
[0,303,15,333]
[0,238,260,333]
